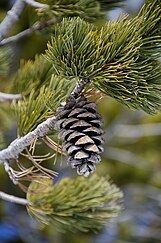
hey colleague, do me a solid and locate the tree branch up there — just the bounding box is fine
[0,18,56,46]
[0,0,50,43]
[0,0,26,42]
[24,0,49,9]
[0,191,29,205]
[0,92,22,102]
[0,78,88,166]
[0,116,56,165]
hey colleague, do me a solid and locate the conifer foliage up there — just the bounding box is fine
[46,0,161,114]
[27,174,123,232]
[0,0,161,234]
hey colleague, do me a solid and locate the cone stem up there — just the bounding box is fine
[71,78,89,99]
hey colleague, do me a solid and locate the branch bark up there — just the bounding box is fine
[71,77,90,98]
[24,0,49,9]
[0,191,29,205]
[0,116,56,164]
[0,92,22,102]
[0,0,50,43]
[0,0,26,42]
[0,18,56,46]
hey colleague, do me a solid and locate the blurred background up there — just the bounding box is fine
[1,0,161,242]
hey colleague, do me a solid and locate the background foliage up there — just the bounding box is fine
[1,0,161,243]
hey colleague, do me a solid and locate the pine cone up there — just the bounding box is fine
[54,96,104,177]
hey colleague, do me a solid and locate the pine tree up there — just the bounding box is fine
[0,0,160,235]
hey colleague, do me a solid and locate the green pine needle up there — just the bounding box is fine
[38,0,104,22]
[13,75,76,136]
[10,54,77,136]
[48,74,77,109]
[45,17,98,77]
[13,86,54,136]
[12,55,76,136]
[27,174,123,233]
[11,55,53,96]
[0,48,10,77]
[45,0,161,114]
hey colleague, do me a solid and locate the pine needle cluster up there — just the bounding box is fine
[0,48,10,77]
[11,55,52,96]
[38,0,105,22]
[27,174,123,232]
[45,0,161,114]
[12,55,76,136]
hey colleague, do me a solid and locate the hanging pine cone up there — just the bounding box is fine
[54,95,104,177]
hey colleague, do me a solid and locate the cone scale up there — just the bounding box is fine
[55,95,104,177]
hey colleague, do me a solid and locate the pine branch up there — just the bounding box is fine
[0,0,105,46]
[0,92,22,102]
[45,0,161,114]
[0,191,29,205]
[0,0,50,43]
[0,0,26,42]
[13,76,76,136]
[0,115,56,164]
[0,78,88,176]
[0,18,56,46]
[24,0,49,9]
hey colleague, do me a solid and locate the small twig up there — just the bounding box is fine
[0,92,22,102]
[24,0,49,9]
[4,160,18,184]
[0,18,56,46]
[0,191,29,205]
[0,0,26,42]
